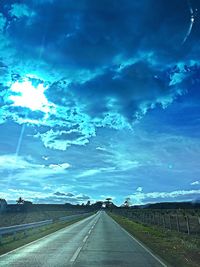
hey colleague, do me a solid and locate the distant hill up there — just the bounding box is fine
[6,201,106,213]
[7,203,91,213]
[130,201,200,209]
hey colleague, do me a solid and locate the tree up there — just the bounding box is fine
[91,201,104,209]
[86,200,91,206]
[105,197,112,208]
[16,197,24,205]
[123,197,131,208]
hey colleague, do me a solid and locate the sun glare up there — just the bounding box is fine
[9,78,52,113]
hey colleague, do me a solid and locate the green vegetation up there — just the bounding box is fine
[113,208,200,235]
[0,216,89,256]
[110,212,200,267]
[0,210,79,227]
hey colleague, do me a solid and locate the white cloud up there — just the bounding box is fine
[0,154,37,170]
[77,169,101,178]
[136,187,143,192]
[129,189,200,205]
[96,147,107,151]
[9,3,35,19]
[9,79,55,113]
[0,155,71,189]
[101,145,143,171]
[77,167,115,178]
[106,156,141,171]
[49,163,71,170]
[42,156,49,161]
[34,116,96,150]
[191,181,200,186]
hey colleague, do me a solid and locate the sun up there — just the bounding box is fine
[9,78,52,113]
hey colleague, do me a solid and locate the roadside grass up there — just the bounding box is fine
[0,216,89,256]
[109,213,200,267]
[0,210,80,227]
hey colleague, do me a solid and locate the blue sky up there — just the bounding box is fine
[0,0,200,205]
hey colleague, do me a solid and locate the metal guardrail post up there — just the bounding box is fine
[185,216,190,235]
[169,215,172,230]
[162,215,166,228]
[176,213,180,232]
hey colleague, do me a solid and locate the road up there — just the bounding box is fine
[0,211,167,267]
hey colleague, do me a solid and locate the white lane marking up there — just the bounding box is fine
[109,215,168,267]
[83,235,88,243]
[70,246,82,262]
[0,213,97,259]
[89,217,99,233]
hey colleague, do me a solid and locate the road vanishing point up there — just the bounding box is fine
[0,211,167,267]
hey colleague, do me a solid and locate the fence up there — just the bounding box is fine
[113,209,200,235]
[0,212,93,244]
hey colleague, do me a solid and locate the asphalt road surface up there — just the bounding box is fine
[0,211,167,267]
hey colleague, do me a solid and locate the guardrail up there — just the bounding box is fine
[0,212,93,244]
[0,220,53,236]
[59,212,93,222]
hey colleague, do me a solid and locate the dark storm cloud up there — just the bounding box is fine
[66,192,75,197]
[51,192,90,203]
[66,61,175,122]
[54,191,67,196]
[1,0,200,149]
[54,191,74,197]
[4,0,200,69]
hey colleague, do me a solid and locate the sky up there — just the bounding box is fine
[0,0,200,205]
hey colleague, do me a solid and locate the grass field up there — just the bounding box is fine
[110,212,200,267]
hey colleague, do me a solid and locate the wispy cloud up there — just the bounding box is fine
[96,147,107,152]
[9,3,35,19]
[49,163,71,170]
[0,154,71,190]
[77,167,115,178]
[191,181,200,186]
[136,187,143,192]
[129,189,200,205]
[77,169,101,178]
[0,154,40,170]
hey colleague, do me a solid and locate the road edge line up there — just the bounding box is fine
[108,213,168,267]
